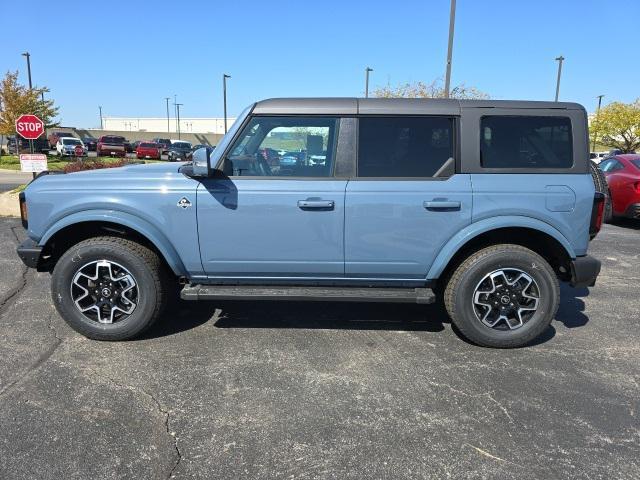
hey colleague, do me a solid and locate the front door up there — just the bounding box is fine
[197,115,346,280]
[345,115,472,280]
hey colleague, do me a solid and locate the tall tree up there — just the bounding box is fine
[590,100,640,153]
[0,71,59,136]
[372,78,489,99]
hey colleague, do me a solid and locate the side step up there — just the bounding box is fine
[180,284,436,304]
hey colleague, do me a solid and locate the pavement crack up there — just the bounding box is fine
[82,368,182,478]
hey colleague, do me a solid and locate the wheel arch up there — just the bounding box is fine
[428,217,576,284]
[38,211,187,276]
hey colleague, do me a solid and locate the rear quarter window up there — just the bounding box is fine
[480,116,573,169]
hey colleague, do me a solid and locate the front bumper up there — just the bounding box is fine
[16,238,42,269]
[570,255,601,288]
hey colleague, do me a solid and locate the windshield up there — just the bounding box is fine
[102,136,125,144]
[210,104,253,168]
[140,143,156,148]
[173,142,191,149]
[63,138,81,145]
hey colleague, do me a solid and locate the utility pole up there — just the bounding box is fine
[444,0,456,98]
[175,103,183,139]
[591,94,605,152]
[165,97,170,133]
[554,55,565,102]
[98,106,103,129]
[223,74,231,133]
[174,94,178,134]
[365,67,373,98]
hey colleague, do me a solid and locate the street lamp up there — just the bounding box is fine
[444,0,456,98]
[165,97,170,133]
[175,103,183,139]
[365,67,373,98]
[591,94,605,152]
[223,74,231,133]
[21,52,33,89]
[554,55,565,102]
[98,106,103,129]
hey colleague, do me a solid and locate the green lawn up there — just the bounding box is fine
[0,155,160,171]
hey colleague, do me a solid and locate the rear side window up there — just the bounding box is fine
[631,159,640,170]
[480,116,573,169]
[358,117,454,177]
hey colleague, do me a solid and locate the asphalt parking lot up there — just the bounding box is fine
[0,218,638,479]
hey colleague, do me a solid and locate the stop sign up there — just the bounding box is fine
[15,114,45,140]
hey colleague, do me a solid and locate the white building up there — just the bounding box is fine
[102,117,236,135]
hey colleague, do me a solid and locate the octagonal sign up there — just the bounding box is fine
[15,114,45,140]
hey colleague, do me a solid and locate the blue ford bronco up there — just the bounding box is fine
[16,98,605,348]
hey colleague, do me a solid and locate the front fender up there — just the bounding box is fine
[39,209,187,276]
[426,216,576,280]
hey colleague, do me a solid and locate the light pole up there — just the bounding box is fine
[591,94,605,152]
[21,52,33,89]
[175,103,183,139]
[365,67,373,98]
[554,55,565,102]
[98,106,103,129]
[165,97,170,133]
[223,74,231,133]
[444,0,456,98]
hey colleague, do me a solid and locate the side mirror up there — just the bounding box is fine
[192,147,214,177]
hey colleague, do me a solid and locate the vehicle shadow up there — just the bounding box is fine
[609,218,640,230]
[142,284,591,345]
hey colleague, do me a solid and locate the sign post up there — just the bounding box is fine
[15,114,45,179]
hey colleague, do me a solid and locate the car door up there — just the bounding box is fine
[197,115,347,279]
[344,115,472,281]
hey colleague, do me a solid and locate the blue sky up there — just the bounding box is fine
[2,0,638,127]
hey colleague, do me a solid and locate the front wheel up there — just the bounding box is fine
[444,244,560,348]
[51,237,172,340]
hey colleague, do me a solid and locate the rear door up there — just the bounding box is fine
[197,115,347,279]
[344,115,472,280]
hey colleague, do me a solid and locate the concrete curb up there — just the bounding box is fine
[0,191,20,217]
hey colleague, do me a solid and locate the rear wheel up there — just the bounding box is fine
[51,237,172,340]
[444,244,559,348]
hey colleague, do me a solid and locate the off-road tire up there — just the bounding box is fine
[444,244,560,348]
[51,236,172,341]
[590,160,612,222]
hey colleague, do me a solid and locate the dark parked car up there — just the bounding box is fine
[7,136,50,154]
[167,141,192,161]
[82,137,98,152]
[47,131,74,149]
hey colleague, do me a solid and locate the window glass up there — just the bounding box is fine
[600,159,624,172]
[226,116,338,177]
[480,116,573,169]
[631,159,640,170]
[357,117,454,177]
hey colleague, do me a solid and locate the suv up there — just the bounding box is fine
[16,98,604,348]
[152,138,171,156]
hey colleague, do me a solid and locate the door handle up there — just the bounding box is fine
[423,200,461,211]
[297,200,335,210]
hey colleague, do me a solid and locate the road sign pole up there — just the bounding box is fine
[29,139,35,178]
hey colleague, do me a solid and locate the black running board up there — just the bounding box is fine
[180,284,436,304]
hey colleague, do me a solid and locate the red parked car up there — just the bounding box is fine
[96,135,127,157]
[599,154,640,220]
[136,142,162,160]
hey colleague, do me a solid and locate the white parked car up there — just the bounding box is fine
[56,137,86,157]
[590,152,609,164]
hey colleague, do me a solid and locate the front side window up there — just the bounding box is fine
[480,116,573,169]
[357,116,454,177]
[225,116,338,177]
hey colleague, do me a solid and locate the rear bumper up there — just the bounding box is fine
[16,238,42,269]
[570,255,601,288]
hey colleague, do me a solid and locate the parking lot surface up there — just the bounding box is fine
[0,218,638,479]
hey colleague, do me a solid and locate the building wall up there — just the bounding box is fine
[102,117,236,135]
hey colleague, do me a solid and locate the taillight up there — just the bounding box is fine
[589,192,605,240]
[18,192,28,229]
[634,182,640,194]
